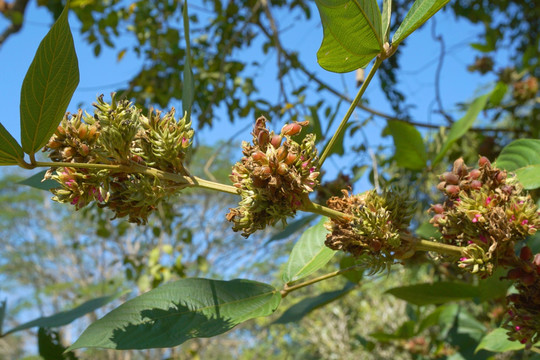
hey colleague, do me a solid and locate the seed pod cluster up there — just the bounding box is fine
[324,188,415,268]
[503,246,540,347]
[43,93,194,224]
[226,116,319,237]
[430,157,540,276]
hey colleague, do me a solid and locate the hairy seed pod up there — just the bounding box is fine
[520,246,533,261]
[442,172,460,185]
[270,135,282,148]
[478,156,490,167]
[281,123,302,136]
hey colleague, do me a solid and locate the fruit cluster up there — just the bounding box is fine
[226,116,319,237]
[44,94,194,224]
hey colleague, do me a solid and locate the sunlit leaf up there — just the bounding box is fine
[283,217,335,283]
[388,120,427,170]
[475,328,525,353]
[495,139,540,189]
[68,278,281,350]
[381,0,392,42]
[392,0,450,45]
[315,0,383,72]
[20,2,79,155]
[0,123,24,165]
[432,92,490,167]
[266,214,318,244]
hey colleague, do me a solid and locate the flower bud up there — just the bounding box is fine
[445,185,460,195]
[470,180,482,190]
[285,152,297,165]
[281,123,302,136]
[442,172,460,185]
[277,163,288,175]
[468,169,481,180]
[270,135,282,148]
[252,151,267,163]
[257,131,269,148]
[276,146,287,162]
[431,204,444,214]
[453,158,468,177]
[478,156,490,167]
[520,246,533,261]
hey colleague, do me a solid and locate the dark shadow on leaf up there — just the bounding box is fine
[110,301,235,349]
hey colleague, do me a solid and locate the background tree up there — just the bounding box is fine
[0,0,538,359]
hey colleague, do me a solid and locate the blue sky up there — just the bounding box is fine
[0,1,500,189]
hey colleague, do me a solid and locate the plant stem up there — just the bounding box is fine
[281,264,361,297]
[318,57,383,166]
[31,161,462,258]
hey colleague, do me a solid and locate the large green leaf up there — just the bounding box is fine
[495,139,540,190]
[68,278,281,350]
[18,170,59,191]
[273,283,355,324]
[386,282,479,306]
[475,328,525,353]
[0,123,24,165]
[432,92,490,167]
[20,2,79,155]
[182,0,194,120]
[315,0,383,72]
[283,217,336,283]
[392,0,451,45]
[4,293,121,336]
[388,120,427,170]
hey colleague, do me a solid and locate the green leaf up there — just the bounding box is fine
[381,0,392,42]
[370,320,416,341]
[0,123,24,165]
[432,93,490,167]
[315,0,383,72]
[20,2,79,155]
[18,170,59,191]
[266,214,318,244]
[283,217,336,283]
[489,82,507,107]
[273,283,355,324]
[4,293,121,336]
[495,139,540,189]
[68,278,280,350]
[475,328,525,353]
[386,282,479,306]
[339,256,364,283]
[475,269,512,302]
[415,221,441,240]
[388,120,427,170]
[182,0,194,120]
[38,327,77,360]
[392,0,451,46]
